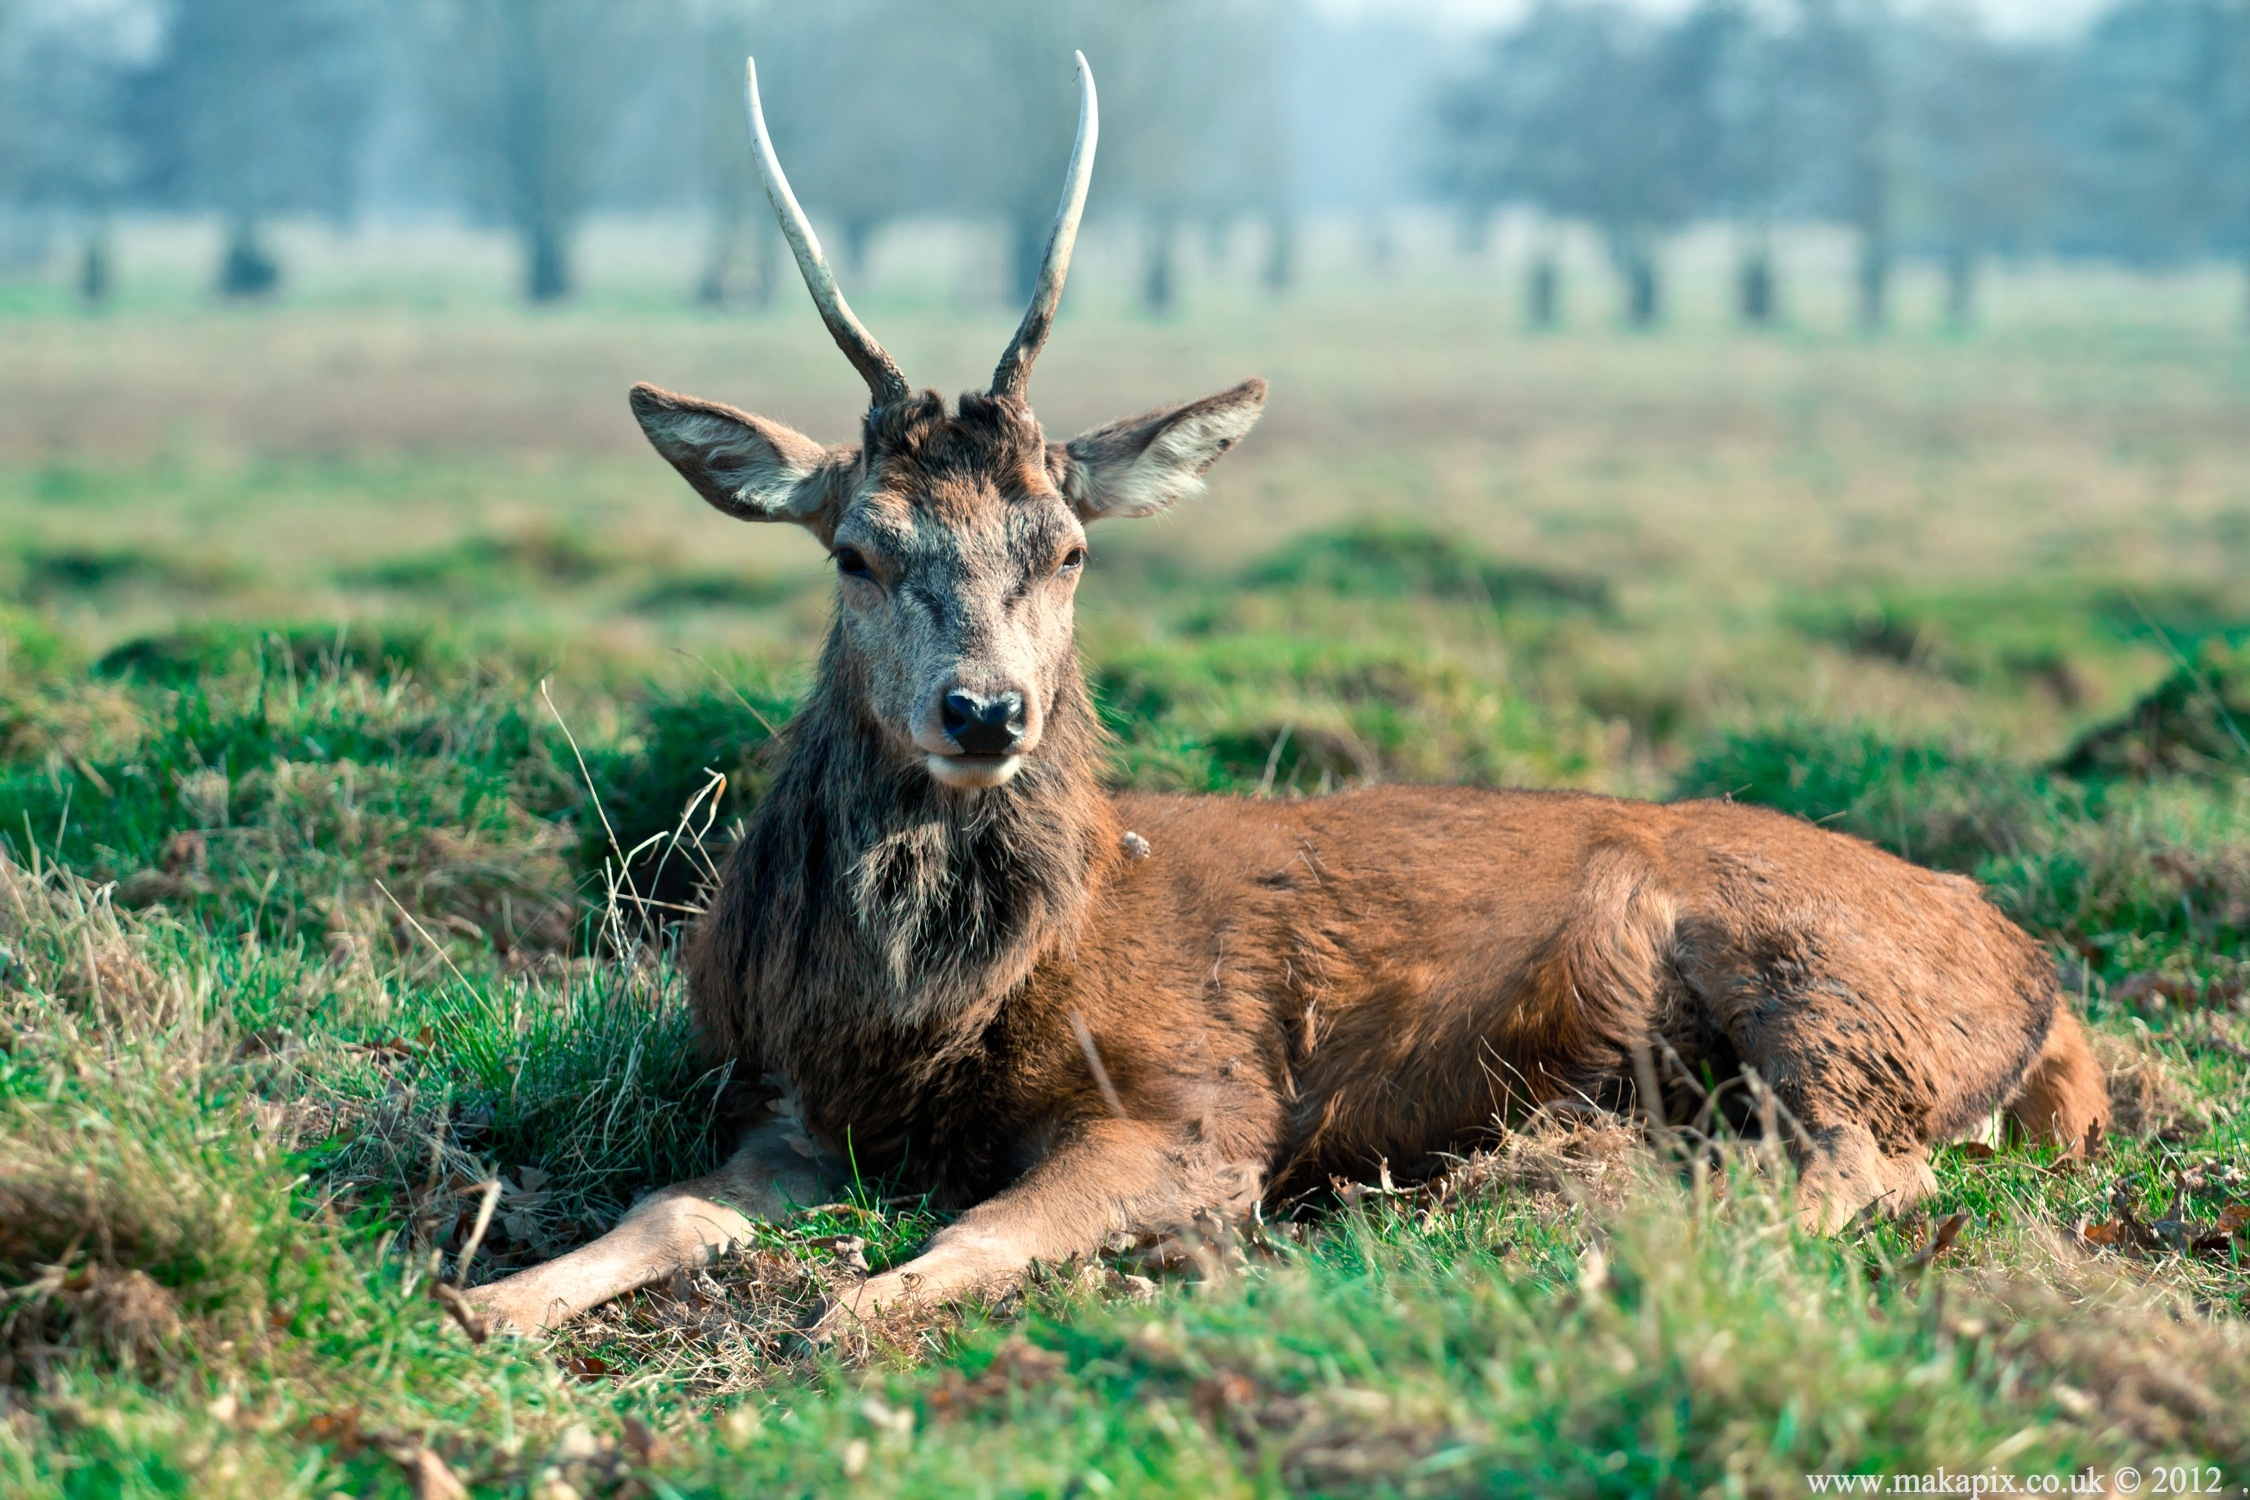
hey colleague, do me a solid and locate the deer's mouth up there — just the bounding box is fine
[926,751,1025,790]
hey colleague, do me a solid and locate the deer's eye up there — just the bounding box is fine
[834,547,874,580]
[1057,547,1088,575]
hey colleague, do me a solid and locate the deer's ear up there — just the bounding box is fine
[630,383,854,527]
[1053,378,1266,522]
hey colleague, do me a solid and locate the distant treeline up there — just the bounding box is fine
[1438,0,2250,329]
[0,0,2243,325]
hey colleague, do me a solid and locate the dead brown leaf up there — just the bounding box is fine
[620,1414,664,1466]
[298,1407,366,1458]
[1904,1211,1971,1274]
[389,1443,468,1500]
[922,1336,1066,1422]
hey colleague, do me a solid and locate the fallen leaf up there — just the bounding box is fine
[2217,1203,2249,1235]
[390,1445,468,1500]
[620,1414,663,1466]
[2077,1218,2127,1250]
[1191,1370,1261,1425]
[1904,1212,1971,1273]
[563,1355,612,1383]
[1952,1142,1997,1161]
[920,1337,1064,1421]
[986,1336,1065,1385]
[299,1407,365,1458]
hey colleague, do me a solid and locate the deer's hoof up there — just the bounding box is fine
[457,1282,548,1338]
[801,1271,912,1346]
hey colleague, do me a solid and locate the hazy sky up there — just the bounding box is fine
[1336,0,2110,40]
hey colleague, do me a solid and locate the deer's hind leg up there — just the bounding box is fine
[1677,949,1971,1234]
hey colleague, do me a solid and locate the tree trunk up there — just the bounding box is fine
[78,221,113,305]
[1626,256,1659,328]
[1526,252,1560,330]
[752,220,779,308]
[1008,215,1045,308]
[1458,206,1493,258]
[1141,214,1178,315]
[697,201,739,307]
[1855,231,1890,332]
[1613,232,1660,329]
[1202,216,1231,267]
[1737,237,1777,327]
[1261,210,1295,293]
[842,218,875,278]
[525,218,570,303]
[1944,246,1977,330]
[218,214,280,298]
[1361,215,1397,276]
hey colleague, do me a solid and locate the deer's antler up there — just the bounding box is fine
[745,57,912,408]
[990,51,1099,401]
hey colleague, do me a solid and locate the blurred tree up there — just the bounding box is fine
[129,0,374,297]
[420,0,654,302]
[685,0,773,308]
[1435,0,1721,329]
[1434,3,1599,327]
[1897,13,2058,329]
[1788,0,1896,331]
[1255,0,1301,294]
[0,0,156,301]
[785,3,958,285]
[1694,0,1788,326]
[1105,0,1280,315]
[2055,0,2250,325]
[949,0,1095,309]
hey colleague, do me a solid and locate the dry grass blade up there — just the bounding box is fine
[430,1282,489,1346]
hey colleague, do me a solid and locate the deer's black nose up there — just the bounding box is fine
[941,690,1026,757]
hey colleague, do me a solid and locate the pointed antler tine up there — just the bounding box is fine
[990,51,1099,401]
[745,57,912,408]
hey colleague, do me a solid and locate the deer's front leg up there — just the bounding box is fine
[465,1115,836,1335]
[812,1119,1202,1339]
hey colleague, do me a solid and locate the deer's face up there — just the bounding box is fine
[631,381,1266,792]
[827,400,1086,788]
[631,51,1267,790]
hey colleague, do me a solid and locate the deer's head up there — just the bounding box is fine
[633,55,1264,792]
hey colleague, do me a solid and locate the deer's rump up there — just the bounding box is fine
[1088,784,2065,1187]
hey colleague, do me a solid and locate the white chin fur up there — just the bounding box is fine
[925,753,1024,790]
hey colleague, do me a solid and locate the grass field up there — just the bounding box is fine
[1,222,2247,1496]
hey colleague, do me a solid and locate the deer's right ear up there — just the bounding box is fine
[630,383,854,527]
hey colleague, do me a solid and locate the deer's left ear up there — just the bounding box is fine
[630,383,855,529]
[1051,378,1266,522]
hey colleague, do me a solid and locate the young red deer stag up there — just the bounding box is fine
[467,53,2109,1338]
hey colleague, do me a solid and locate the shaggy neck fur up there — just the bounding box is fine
[687,620,1116,1101]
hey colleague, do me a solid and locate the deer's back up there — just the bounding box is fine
[1046,783,2054,1180]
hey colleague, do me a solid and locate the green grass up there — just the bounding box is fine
[0,251,2247,1494]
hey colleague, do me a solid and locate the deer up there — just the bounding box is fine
[465,53,2110,1340]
